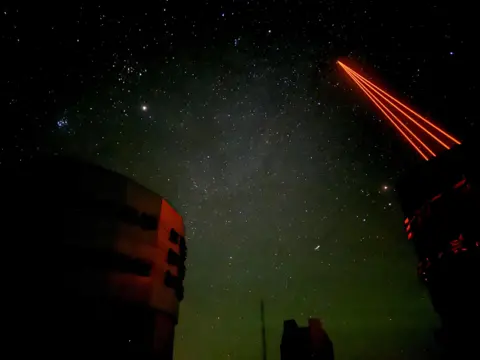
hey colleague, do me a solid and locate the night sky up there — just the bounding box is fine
[2,2,477,359]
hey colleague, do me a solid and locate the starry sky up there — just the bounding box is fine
[2,2,477,359]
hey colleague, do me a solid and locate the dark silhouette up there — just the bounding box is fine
[396,140,480,359]
[281,318,334,359]
[261,300,267,360]
[5,156,186,359]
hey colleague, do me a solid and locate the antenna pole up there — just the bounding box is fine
[261,300,267,360]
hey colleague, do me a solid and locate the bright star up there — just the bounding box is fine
[57,118,68,128]
[142,105,148,111]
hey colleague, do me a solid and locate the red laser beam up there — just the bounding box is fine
[342,66,437,157]
[342,65,432,159]
[346,70,430,160]
[337,60,461,160]
[343,65,452,150]
[348,72,436,158]
[340,62,462,146]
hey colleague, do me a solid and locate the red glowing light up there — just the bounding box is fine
[450,234,465,254]
[337,61,461,160]
[453,178,467,189]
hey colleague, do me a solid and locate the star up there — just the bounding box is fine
[57,118,68,129]
[142,105,148,111]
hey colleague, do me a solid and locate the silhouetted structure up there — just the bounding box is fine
[5,157,186,359]
[396,141,479,358]
[260,300,267,360]
[281,318,334,360]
